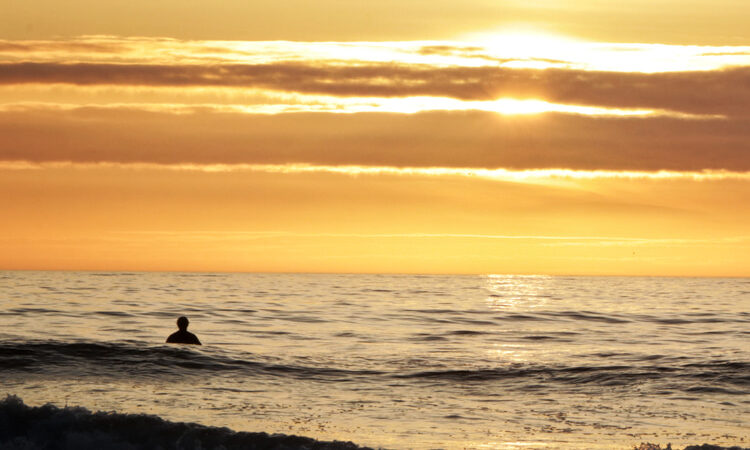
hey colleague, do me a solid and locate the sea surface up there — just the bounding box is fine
[0,271,748,449]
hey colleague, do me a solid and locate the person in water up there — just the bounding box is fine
[166,316,202,345]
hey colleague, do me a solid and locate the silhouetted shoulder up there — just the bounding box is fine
[166,330,202,345]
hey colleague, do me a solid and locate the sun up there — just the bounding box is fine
[459,27,585,64]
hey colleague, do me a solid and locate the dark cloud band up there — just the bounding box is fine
[1,62,750,117]
[1,107,748,171]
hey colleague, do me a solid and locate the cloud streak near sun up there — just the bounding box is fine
[2,61,750,117]
[2,36,750,118]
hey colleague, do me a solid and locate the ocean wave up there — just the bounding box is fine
[397,362,750,390]
[0,341,384,381]
[1,341,747,394]
[0,396,368,450]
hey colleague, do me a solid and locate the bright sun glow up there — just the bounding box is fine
[0,97,698,118]
[459,29,588,69]
[463,29,584,56]
[3,161,749,183]
[459,28,750,72]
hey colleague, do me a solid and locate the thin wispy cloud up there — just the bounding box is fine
[112,229,750,247]
[2,37,750,71]
[3,160,749,183]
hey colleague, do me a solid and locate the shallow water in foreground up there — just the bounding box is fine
[1,271,748,449]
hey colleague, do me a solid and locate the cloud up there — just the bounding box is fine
[1,62,750,117]
[0,41,127,54]
[110,230,750,246]
[1,107,749,171]
[4,161,749,182]
[415,45,571,66]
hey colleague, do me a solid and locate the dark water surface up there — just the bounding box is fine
[1,271,748,448]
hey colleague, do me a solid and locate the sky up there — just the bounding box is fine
[1,1,749,276]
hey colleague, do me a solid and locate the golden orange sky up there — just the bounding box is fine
[1,1,749,275]
[4,0,750,45]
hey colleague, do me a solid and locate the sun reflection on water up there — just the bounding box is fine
[487,343,529,363]
[485,274,553,311]
[476,442,553,449]
[484,275,557,365]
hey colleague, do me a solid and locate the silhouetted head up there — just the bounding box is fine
[177,316,189,331]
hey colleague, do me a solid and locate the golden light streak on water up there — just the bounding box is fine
[485,274,552,311]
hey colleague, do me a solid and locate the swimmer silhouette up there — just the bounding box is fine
[166,316,202,345]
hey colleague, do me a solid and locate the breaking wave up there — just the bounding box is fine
[0,396,368,450]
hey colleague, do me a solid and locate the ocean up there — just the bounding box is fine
[0,271,748,449]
